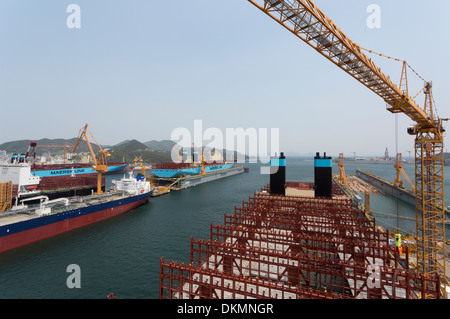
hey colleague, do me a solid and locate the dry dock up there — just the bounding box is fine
[150,165,245,196]
[356,170,415,206]
[345,174,381,194]
[355,169,450,219]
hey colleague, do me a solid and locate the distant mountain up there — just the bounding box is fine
[0,138,250,164]
[109,139,131,148]
[112,139,150,152]
[108,139,171,164]
[0,138,100,155]
[143,140,174,151]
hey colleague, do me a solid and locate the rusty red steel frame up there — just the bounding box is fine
[160,187,441,299]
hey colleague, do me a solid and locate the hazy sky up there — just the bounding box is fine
[1,0,449,157]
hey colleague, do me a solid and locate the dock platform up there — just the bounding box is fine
[356,169,415,205]
[149,165,245,195]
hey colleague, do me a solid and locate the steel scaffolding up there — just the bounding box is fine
[160,186,441,299]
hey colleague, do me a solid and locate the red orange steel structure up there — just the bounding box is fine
[245,0,447,290]
[160,186,441,299]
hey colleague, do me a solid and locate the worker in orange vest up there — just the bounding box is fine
[395,233,402,255]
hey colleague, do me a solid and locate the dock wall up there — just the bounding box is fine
[180,166,244,189]
[356,169,416,206]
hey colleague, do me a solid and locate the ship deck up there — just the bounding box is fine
[0,191,132,227]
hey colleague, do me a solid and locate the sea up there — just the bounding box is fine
[0,157,449,299]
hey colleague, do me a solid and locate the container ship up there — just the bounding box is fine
[0,172,152,254]
[0,162,107,203]
[2,149,126,201]
[151,161,236,178]
[150,159,245,195]
[9,142,127,178]
[151,145,244,179]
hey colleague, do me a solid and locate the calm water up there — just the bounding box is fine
[0,158,449,298]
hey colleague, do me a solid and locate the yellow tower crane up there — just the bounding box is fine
[72,124,111,194]
[248,0,447,295]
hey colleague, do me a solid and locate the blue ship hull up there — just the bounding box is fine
[0,190,152,253]
[33,164,128,178]
[152,163,236,178]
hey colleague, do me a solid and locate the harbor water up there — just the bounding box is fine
[0,157,449,298]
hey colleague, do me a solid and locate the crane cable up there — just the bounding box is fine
[359,46,427,83]
[363,46,406,248]
[360,46,441,120]
[395,113,400,234]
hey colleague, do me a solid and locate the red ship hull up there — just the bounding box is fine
[0,197,149,254]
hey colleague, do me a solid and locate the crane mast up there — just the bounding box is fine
[338,153,348,188]
[72,124,111,194]
[247,0,447,294]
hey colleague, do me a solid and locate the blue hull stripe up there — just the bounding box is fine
[32,164,127,178]
[152,163,235,178]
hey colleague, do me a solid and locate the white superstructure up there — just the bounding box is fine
[0,163,40,196]
[112,171,152,195]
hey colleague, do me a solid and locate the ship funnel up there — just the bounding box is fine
[181,148,188,162]
[270,152,286,195]
[314,152,332,198]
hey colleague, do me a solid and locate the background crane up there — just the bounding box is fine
[36,142,74,164]
[193,143,205,175]
[337,153,348,188]
[247,0,447,295]
[172,144,182,162]
[72,124,110,194]
[393,153,415,191]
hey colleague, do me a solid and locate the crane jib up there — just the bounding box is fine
[249,0,434,128]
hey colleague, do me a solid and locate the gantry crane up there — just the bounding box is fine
[247,0,447,294]
[172,144,183,162]
[193,143,205,175]
[72,124,110,194]
[134,155,147,176]
[338,153,348,188]
[393,153,415,191]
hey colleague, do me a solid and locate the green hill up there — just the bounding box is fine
[0,138,248,164]
[112,139,150,152]
[143,140,174,151]
[108,139,171,164]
